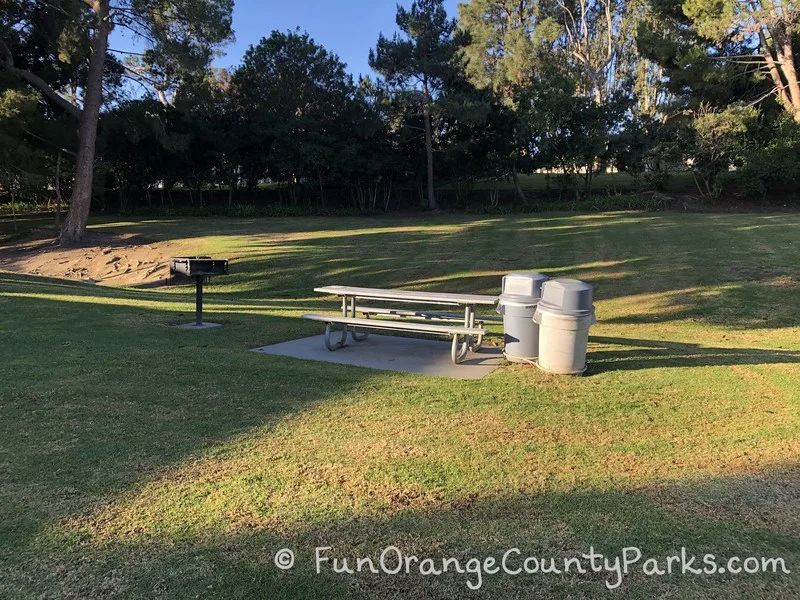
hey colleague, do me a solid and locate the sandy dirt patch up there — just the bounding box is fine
[0,231,190,287]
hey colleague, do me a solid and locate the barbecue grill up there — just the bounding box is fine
[170,256,229,327]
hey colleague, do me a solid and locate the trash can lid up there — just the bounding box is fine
[537,278,594,314]
[498,272,549,305]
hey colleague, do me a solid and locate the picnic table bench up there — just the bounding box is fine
[302,285,500,364]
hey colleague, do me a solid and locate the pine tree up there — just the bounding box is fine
[369,0,460,210]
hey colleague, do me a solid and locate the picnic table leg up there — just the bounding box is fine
[461,305,484,353]
[468,304,484,351]
[324,322,348,350]
[451,334,470,364]
[462,306,473,352]
[349,295,369,341]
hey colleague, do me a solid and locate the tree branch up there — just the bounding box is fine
[0,38,82,119]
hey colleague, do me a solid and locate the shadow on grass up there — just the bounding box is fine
[588,336,800,373]
[0,272,343,316]
[0,211,58,243]
[8,467,798,599]
[0,283,382,557]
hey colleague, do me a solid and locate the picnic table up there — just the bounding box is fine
[302,285,500,364]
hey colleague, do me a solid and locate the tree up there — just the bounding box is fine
[458,0,540,96]
[688,103,758,196]
[100,98,188,209]
[436,81,510,205]
[458,0,657,191]
[459,0,641,105]
[640,0,800,122]
[370,0,461,209]
[679,0,800,122]
[0,82,47,229]
[550,0,628,104]
[458,0,550,201]
[0,0,232,243]
[189,69,242,205]
[734,114,800,198]
[518,67,626,197]
[232,30,357,206]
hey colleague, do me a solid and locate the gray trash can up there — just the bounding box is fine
[533,279,597,374]
[497,272,549,363]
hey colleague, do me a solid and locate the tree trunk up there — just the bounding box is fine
[512,163,526,203]
[383,175,393,212]
[59,1,110,245]
[11,189,17,233]
[765,24,800,120]
[584,166,593,197]
[157,89,170,107]
[759,30,792,112]
[593,84,603,106]
[778,37,800,115]
[421,81,437,210]
[54,149,62,228]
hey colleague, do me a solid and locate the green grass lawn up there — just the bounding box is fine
[0,212,798,599]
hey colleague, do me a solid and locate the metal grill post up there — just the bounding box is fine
[195,276,204,326]
[169,257,228,329]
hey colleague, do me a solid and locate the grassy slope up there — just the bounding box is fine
[0,212,798,599]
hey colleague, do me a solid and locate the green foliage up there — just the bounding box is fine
[611,116,685,189]
[517,70,630,196]
[0,85,37,119]
[233,30,387,205]
[457,0,539,96]
[0,83,47,201]
[681,0,734,38]
[610,117,653,181]
[636,3,768,112]
[688,104,758,197]
[369,0,464,208]
[99,99,189,207]
[733,115,800,198]
[119,0,234,100]
[369,0,461,91]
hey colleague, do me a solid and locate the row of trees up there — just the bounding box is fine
[2,0,800,242]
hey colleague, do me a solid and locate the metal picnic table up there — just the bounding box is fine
[308,285,500,363]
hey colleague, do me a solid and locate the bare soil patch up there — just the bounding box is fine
[0,230,190,287]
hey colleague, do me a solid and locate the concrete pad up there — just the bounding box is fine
[174,322,222,330]
[251,334,505,379]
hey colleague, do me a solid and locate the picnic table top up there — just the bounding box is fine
[314,285,499,305]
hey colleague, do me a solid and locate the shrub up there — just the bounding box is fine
[734,115,800,200]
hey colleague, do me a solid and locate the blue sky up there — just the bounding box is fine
[113,0,461,80]
[218,0,461,78]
